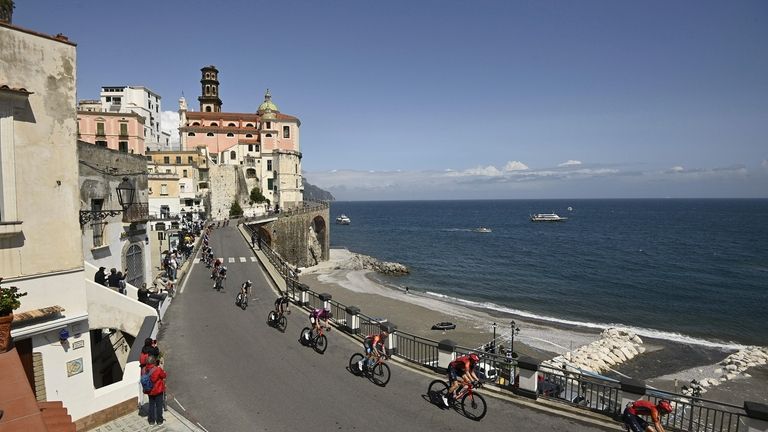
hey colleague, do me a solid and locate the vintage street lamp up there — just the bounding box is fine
[510,320,520,358]
[79,177,136,226]
[492,322,497,353]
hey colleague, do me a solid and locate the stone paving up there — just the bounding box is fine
[88,404,205,432]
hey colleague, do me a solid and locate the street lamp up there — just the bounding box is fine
[79,177,135,225]
[510,320,520,358]
[492,322,497,354]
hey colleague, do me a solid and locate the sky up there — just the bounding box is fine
[15,0,768,200]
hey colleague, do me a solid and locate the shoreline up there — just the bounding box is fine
[298,248,768,405]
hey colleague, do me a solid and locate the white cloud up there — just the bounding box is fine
[160,110,180,145]
[670,165,685,172]
[762,160,768,169]
[558,160,582,167]
[504,161,529,171]
[464,165,503,176]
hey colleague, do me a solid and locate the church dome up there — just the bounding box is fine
[257,89,280,114]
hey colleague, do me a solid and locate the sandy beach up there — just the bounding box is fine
[298,248,768,406]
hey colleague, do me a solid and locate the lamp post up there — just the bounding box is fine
[79,177,135,226]
[510,320,520,358]
[492,322,497,354]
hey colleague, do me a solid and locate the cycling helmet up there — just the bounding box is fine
[245,280,252,286]
[657,400,673,414]
[469,353,480,363]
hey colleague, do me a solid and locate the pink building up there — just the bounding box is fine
[77,111,146,155]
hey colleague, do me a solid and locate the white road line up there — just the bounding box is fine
[250,257,257,262]
[193,258,200,264]
[197,423,210,432]
[173,397,186,411]
[239,257,246,262]
[179,267,192,294]
[228,257,235,263]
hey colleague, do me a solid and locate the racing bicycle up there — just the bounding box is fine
[267,310,288,332]
[299,325,328,354]
[428,379,487,421]
[348,352,391,386]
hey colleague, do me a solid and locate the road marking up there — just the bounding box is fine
[193,258,200,264]
[173,397,186,411]
[228,257,235,263]
[250,257,257,262]
[179,267,192,294]
[239,257,246,262]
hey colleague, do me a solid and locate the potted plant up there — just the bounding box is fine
[0,277,27,352]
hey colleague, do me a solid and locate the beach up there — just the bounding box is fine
[299,248,768,406]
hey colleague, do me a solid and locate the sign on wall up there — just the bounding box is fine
[66,358,84,377]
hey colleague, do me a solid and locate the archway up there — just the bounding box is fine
[311,215,327,261]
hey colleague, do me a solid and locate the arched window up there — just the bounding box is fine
[245,123,254,128]
[245,134,253,138]
[210,122,218,126]
[226,133,234,137]
[228,122,236,127]
[187,132,196,136]
[266,133,272,137]
[212,87,217,96]
[246,168,257,179]
[206,106,212,112]
[207,132,214,137]
[230,151,236,160]
[205,85,210,95]
[192,122,200,126]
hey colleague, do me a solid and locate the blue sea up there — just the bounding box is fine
[329,199,768,348]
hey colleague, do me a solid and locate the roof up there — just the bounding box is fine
[0,21,77,46]
[186,111,299,122]
[0,84,34,96]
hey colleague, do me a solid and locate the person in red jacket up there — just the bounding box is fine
[143,355,167,425]
[623,399,673,432]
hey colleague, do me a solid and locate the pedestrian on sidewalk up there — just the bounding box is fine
[142,355,167,426]
[94,266,107,286]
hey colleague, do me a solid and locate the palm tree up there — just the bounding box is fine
[0,0,14,24]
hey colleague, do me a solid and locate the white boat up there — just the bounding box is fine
[336,214,351,225]
[530,213,567,222]
[472,227,492,233]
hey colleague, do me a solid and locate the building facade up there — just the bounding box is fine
[77,110,146,154]
[178,66,303,216]
[95,85,172,150]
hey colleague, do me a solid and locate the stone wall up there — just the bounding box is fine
[257,206,330,267]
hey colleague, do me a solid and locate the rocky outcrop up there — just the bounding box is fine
[685,346,768,396]
[543,327,645,374]
[306,224,323,266]
[336,253,409,275]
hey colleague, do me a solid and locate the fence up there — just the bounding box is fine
[246,221,753,432]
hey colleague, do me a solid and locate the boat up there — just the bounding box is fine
[530,213,567,222]
[431,322,456,331]
[336,214,351,225]
[472,227,492,233]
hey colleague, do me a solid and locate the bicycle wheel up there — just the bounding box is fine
[235,293,242,307]
[267,311,276,326]
[428,379,450,405]
[371,362,391,387]
[277,315,287,332]
[461,392,487,421]
[314,334,328,354]
[348,353,365,376]
[299,327,311,345]
[241,296,248,310]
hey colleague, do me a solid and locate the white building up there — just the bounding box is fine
[98,86,172,150]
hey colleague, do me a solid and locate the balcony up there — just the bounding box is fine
[123,202,149,223]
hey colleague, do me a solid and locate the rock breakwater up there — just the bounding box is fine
[335,252,409,275]
[543,327,645,374]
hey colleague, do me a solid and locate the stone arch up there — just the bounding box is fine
[258,226,272,248]
[246,168,257,179]
[311,215,328,262]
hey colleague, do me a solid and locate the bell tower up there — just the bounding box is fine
[198,65,222,113]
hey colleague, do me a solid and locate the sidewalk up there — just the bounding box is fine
[88,404,205,432]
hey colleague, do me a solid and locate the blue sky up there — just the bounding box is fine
[15,0,768,200]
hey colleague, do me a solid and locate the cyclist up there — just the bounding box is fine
[623,399,673,432]
[213,265,227,290]
[358,330,388,371]
[308,307,332,337]
[274,293,291,316]
[210,258,222,280]
[443,353,481,407]
[239,280,252,299]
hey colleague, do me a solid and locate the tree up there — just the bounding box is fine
[249,187,269,205]
[230,201,243,217]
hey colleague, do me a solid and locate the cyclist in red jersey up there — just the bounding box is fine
[358,330,389,370]
[443,353,480,407]
[623,399,673,432]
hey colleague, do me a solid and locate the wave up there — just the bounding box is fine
[422,291,749,351]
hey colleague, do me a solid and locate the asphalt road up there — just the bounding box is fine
[160,225,612,432]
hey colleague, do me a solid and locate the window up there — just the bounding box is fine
[192,122,200,126]
[96,122,105,136]
[265,133,272,138]
[255,145,260,152]
[245,123,254,128]
[245,134,253,138]
[246,168,257,179]
[95,140,108,147]
[226,133,234,137]
[91,199,105,247]
[120,123,128,136]
[188,132,196,136]
[180,183,186,193]
[210,122,218,126]
[163,156,170,164]
[206,107,212,112]
[119,141,128,152]
[230,151,236,160]
[283,126,290,138]
[174,156,180,164]
[188,156,194,163]
[207,132,214,137]
[248,145,253,152]
[160,205,170,218]
[205,85,210,95]
[160,184,168,196]
[267,160,272,171]
[267,179,274,190]
[212,87,217,96]
[266,122,271,129]
[183,169,188,177]
[228,123,236,127]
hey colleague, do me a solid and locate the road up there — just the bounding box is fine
[160,225,613,432]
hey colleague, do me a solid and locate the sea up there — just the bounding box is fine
[329,199,768,349]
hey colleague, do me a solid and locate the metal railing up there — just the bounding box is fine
[245,225,749,432]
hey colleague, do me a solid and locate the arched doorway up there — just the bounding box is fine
[125,243,144,287]
[312,215,327,261]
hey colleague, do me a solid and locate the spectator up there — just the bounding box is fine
[138,283,167,311]
[142,355,167,425]
[107,268,128,292]
[139,337,160,368]
[94,267,107,286]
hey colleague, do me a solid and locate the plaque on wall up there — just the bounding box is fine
[73,340,85,350]
[66,358,84,377]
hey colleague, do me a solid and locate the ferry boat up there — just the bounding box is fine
[472,227,492,233]
[336,214,351,225]
[530,213,567,222]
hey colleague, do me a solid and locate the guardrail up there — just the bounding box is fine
[244,223,756,432]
